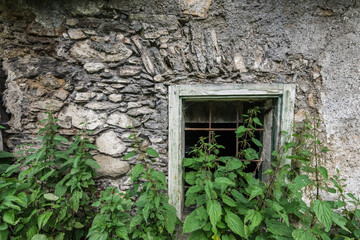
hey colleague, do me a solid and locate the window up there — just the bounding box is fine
[168,84,296,218]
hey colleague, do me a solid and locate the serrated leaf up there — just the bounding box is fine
[115,226,128,238]
[146,147,159,158]
[207,200,222,229]
[225,212,245,237]
[252,138,263,147]
[292,228,316,240]
[318,166,328,182]
[312,200,333,231]
[183,207,207,233]
[244,209,262,231]
[0,151,14,159]
[38,212,52,229]
[3,210,15,225]
[44,193,59,201]
[253,117,263,126]
[40,169,55,181]
[131,164,144,181]
[55,182,67,197]
[123,150,136,160]
[188,230,207,240]
[74,222,84,229]
[244,148,258,160]
[235,126,247,137]
[221,194,237,207]
[164,204,177,234]
[214,177,235,187]
[85,159,100,169]
[31,234,49,240]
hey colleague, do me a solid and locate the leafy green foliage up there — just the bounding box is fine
[88,187,132,240]
[125,133,180,239]
[0,112,99,239]
[183,110,360,239]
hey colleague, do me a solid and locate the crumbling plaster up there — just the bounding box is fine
[0,0,359,192]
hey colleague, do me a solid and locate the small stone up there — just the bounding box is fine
[127,102,142,109]
[74,92,92,102]
[127,106,155,116]
[154,74,163,82]
[160,43,168,49]
[93,154,130,178]
[31,99,64,111]
[111,84,126,89]
[58,104,106,130]
[308,93,315,107]
[85,102,120,110]
[96,131,126,155]
[100,72,113,78]
[107,112,140,128]
[68,29,86,40]
[84,62,105,73]
[294,109,309,123]
[55,89,69,101]
[108,94,123,103]
[121,84,141,94]
[234,53,247,73]
[70,40,132,62]
[66,18,79,26]
[180,0,212,18]
[117,66,143,77]
[127,56,142,65]
[38,75,65,90]
[155,84,167,94]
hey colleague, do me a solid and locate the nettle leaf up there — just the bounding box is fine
[244,148,258,160]
[289,175,311,193]
[188,230,207,240]
[332,212,350,233]
[131,164,144,181]
[38,212,53,229]
[4,210,15,225]
[207,200,222,230]
[253,117,263,126]
[292,228,316,240]
[31,234,49,240]
[183,206,208,233]
[235,126,247,138]
[55,182,68,197]
[266,219,293,237]
[123,150,136,160]
[221,194,237,207]
[312,200,333,231]
[251,138,263,147]
[44,193,59,201]
[214,177,235,187]
[318,166,328,182]
[244,209,262,231]
[225,212,245,237]
[146,147,159,158]
[164,204,177,234]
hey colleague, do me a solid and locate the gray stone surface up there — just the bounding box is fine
[96,131,126,156]
[93,154,130,178]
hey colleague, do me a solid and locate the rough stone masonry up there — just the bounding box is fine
[0,0,359,193]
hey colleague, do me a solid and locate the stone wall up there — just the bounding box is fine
[0,0,359,193]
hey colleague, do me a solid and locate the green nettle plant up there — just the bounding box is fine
[87,187,132,240]
[124,133,180,240]
[1,113,100,240]
[183,109,360,240]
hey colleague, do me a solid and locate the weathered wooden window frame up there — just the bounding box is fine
[168,84,296,218]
